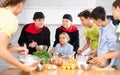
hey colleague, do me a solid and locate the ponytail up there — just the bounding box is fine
[0,0,10,7]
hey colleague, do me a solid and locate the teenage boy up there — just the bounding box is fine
[77,10,99,57]
[89,6,117,67]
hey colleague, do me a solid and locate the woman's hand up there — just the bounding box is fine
[8,46,28,55]
[20,62,38,72]
[16,47,29,55]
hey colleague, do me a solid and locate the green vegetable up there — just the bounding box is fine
[33,50,52,64]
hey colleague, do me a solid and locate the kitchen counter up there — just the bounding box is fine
[0,66,120,75]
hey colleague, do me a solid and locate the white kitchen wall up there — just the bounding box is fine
[0,0,2,2]
[24,0,96,8]
[18,0,115,24]
[13,0,115,47]
[17,0,96,24]
[96,0,115,15]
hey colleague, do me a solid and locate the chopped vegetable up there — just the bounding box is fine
[33,50,52,64]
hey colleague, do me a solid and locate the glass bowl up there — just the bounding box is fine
[18,54,40,67]
[81,64,92,71]
[36,45,48,51]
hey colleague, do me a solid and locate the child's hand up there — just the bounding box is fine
[69,51,75,57]
[49,47,55,53]
[77,50,83,55]
[88,56,106,66]
[29,41,37,48]
[87,50,97,57]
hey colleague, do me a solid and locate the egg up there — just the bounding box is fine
[52,65,57,69]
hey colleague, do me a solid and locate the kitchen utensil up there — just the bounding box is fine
[24,43,27,59]
[36,64,45,71]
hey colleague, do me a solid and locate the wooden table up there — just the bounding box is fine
[0,67,120,75]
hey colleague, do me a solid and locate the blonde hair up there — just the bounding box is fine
[0,0,26,7]
[59,32,70,42]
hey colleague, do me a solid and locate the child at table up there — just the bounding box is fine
[50,14,79,55]
[88,6,117,68]
[89,0,120,70]
[54,32,74,58]
[77,10,99,57]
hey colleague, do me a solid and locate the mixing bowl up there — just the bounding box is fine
[81,64,92,71]
[97,59,111,68]
[36,45,48,51]
[18,54,40,68]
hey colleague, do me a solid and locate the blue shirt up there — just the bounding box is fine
[115,24,120,50]
[97,20,117,56]
[55,43,73,56]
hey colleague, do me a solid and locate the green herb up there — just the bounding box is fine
[33,50,52,64]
